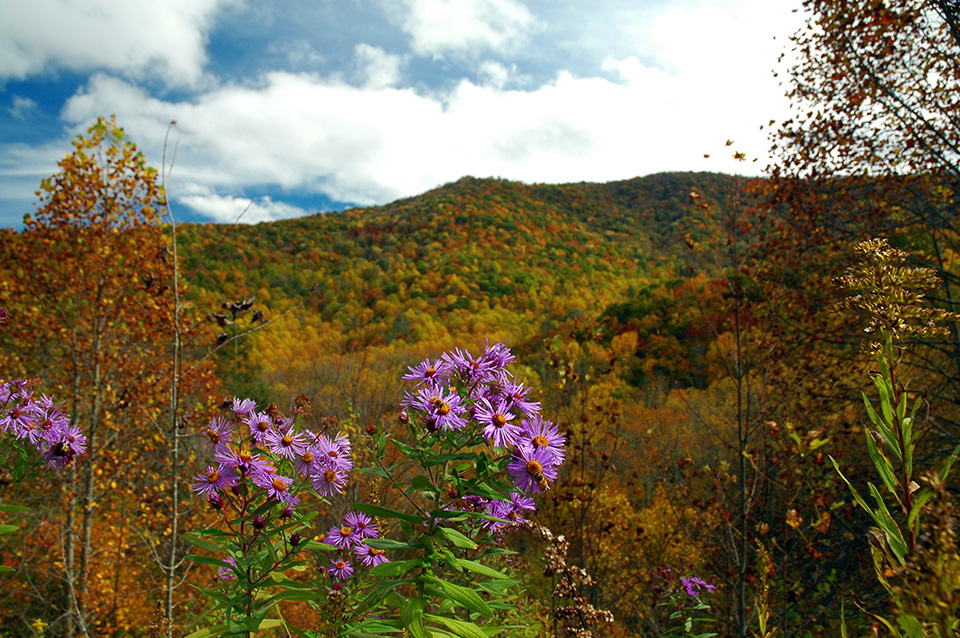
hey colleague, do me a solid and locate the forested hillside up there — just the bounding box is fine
[4,1,960,633]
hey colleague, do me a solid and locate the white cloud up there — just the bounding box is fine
[8,96,37,119]
[354,44,405,89]
[477,60,528,89]
[33,0,804,225]
[399,0,538,57]
[178,190,309,224]
[0,0,232,87]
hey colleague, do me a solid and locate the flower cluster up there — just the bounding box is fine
[0,379,85,468]
[402,342,566,530]
[680,575,715,599]
[322,510,388,581]
[191,397,353,514]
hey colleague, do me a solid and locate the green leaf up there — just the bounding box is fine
[0,566,15,573]
[365,538,415,551]
[451,558,509,580]
[182,625,231,638]
[245,617,283,633]
[939,443,960,481]
[897,614,924,638]
[424,614,489,638]
[355,578,416,615]
[401,597,428,638]
[0,524,20,535]
[187,555,234,570]
[182,534,225,553]
[830,457,875,519]
[371,559,422,578]
[434,526,478,550]
[411,475,434,492]
[391,439,425,462]
[0,505,30,514]
[426,576,493,617]
[303,540,337,552]
[908,489,934,539]
[864,428,898,497]
[868,483,907,565]
[351,503,427,524]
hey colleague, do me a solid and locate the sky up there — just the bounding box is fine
[0,0,805,227]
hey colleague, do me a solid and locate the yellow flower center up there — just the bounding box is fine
[257,419,270,432]
[324,469,337,483]
[532,435,548,448]
[272,477,288,491]
[302,451,314,463]
[492,414,507,428]
[437,401,451,416]
[336,561,346,569]
[207,470,220,483]
[281,434,293,446]
[340,526,353,537]
[525,460,543,475]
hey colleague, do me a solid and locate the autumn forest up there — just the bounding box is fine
[4,1,960,637]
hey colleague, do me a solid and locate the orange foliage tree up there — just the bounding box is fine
[0,117,217,637]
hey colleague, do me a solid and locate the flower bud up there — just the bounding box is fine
[253,515,266,530]
[398,409,409,424]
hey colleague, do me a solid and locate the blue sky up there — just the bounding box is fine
[0,0,803,227]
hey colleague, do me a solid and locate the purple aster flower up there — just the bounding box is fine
[294,444,321,477]
[402,358,453,387]
[216,556,238,581]
[253,472,298,505]
[19,404,52,447]
[263,426,307,461]
[508,445,558,494]
[215,446,273,480]
[475,398,521,449]
[681,575,716,598]
[203,416,233,452]
[509,492,537,514]
[244,411,274,445]
[327,521,361,549]
[36,402,69,444]
[413,386,468,432]
[332,431,352,457]
[328,558,353,580]
[232,397,257,417]
[344,511,378,539]
[192,464,238,498]
[355,543,389,567]
[311,465,347,497]
[0,397,39,438]
[40,423,87,468]
[484,493,535,533]
[314,435,353,472]
[519,416,566,466]
[482,500,510,535]
[480,341,515,377]
[443,347,496,383]
[501,380,541,418]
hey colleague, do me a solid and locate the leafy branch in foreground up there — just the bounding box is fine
[832,238,960,638]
